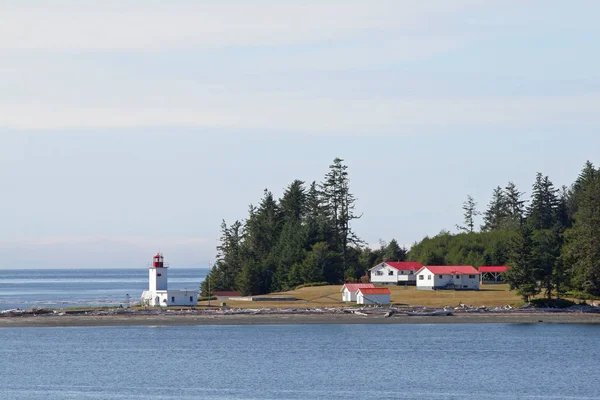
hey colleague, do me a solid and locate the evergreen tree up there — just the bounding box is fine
[320,158,361,274]
[482,186,509,232]
[504,182,526,229]
[564,164,600,296]
[505,225,540,302]
[456,195,480,233]
[527,173,559,230]
[300,242,334,283]
[384,239,408,262]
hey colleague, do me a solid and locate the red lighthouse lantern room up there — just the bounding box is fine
[153,253,164,268]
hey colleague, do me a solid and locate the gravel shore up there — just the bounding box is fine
[2,310,600,327]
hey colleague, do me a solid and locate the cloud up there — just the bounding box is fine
[2,92,599,133]
[0,1,484,52]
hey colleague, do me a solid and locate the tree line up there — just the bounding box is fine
[410,161,600,300]
[201,158,408,296]
[202,158,600,300]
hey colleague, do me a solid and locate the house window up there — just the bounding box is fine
[388,270,394,276]
[419,275,424,280]
[171,296,175,302]
[376,271,383,276]
[190,296,193,302]
[456,275,460,279]
[438,275,443,279]
[428,275,432,280]
[469,275,475,279]
[409,271,414,275]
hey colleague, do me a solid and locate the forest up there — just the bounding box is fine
[201,159,600,300]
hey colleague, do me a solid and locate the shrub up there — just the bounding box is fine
[529,298,576,308]
[198,296,217,301]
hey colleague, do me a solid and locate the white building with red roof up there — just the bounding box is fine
[356,287,391,305]
[340,283,376,302]
[369,262,423,285]
[415,266,480,291]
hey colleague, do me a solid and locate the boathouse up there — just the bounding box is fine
[369,262,423,285]
[340,283,375,302]
[356,287,391,305]
[415,266,480,291]
[140,253,199,307]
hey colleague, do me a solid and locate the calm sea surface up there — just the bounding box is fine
[0,324,599,399]
[0,268,206,310]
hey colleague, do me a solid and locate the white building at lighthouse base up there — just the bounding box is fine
[140,253,199,307]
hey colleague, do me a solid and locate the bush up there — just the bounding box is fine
[529,298,576,308]
[295,282,329,290]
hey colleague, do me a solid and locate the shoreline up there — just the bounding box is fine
[2,310,600,327]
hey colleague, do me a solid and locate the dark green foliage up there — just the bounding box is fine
[205,158,364,295]
[529,298,576,308]
[505,225,539,302]
[383,239,408,262]
[482,186,509,232]
[564,162,600,296]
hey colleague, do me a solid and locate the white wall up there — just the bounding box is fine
[356,292,390,305]
[417,269,480,290]
[342,288,357,302]
[167,290,198,306]
[370,264,398,284]
[149,267,168,291]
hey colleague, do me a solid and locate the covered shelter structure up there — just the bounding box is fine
[479,266,509,284]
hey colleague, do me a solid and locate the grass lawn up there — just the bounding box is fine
[196,284,524,309]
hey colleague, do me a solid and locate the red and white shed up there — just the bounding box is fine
[356,287,391,305]
[341,283,375,302]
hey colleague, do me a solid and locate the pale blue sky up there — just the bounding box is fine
[1,1,599,268]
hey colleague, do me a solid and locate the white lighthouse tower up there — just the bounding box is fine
[141,252,199,307]
[149,253,168,293]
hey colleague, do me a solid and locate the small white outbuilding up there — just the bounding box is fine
[340,283,375,302]
[356,287,391,305]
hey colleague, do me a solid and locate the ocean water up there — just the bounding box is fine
[0,323,599,399]
[0,268,206,310]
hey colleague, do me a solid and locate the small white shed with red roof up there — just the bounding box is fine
[369,262,423,285]
[415,266,480,290]
[340,283,375,302]
[356,287,391,305]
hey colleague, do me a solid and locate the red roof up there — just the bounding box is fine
[369,262,423,271]
[341,283,375,292]
[422,266,480,275]
[479,266,509,273]
[358,288,391,295]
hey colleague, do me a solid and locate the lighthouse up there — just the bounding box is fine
[141,252,199,307]
[149,253,168,293]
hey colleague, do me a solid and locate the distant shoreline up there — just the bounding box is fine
[2,310,600,328]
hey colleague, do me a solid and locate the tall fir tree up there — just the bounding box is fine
[505,225,540,302]
[320,158,361,275]
[564,163,600,296]
[504,181,526,229]
[456,195,480,233]
[482,186,509,232]
[527,173,559,230]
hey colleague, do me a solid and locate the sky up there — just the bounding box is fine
[1,0,599,269]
